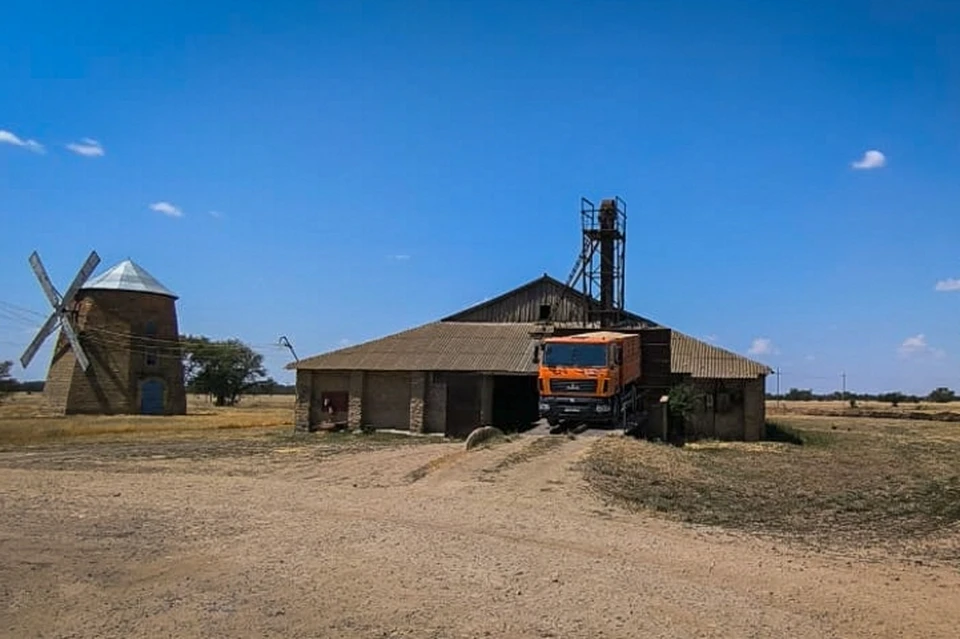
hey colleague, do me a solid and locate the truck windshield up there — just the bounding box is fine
[542,343,607,367]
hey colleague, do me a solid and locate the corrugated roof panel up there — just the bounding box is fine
[670,332,772,379]
[293,321,772,380]
[291,322,540,373]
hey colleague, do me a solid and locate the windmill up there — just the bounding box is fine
[20,250,101,373]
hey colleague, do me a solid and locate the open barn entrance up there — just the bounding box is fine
[445,373,481,438]
[492,374,539,433]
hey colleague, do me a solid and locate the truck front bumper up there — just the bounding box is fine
[539,396,614,422]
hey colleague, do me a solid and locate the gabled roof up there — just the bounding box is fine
[81,259,177,299]
[442,273,659,327]
[292,274,773,379]
[288,322,540,374]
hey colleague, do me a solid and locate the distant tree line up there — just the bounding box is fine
[768,387,957,407]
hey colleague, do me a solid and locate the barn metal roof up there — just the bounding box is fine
[289,321,771,379]
[670,332,773,378]
[289,322,541,373]
[291,274,771,379]
[81,259,178,299]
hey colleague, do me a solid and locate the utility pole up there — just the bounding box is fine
[776,367,782,411]
[278,335,299,363]
[840,371,847,402]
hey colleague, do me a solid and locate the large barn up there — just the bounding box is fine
[288,274,772,441]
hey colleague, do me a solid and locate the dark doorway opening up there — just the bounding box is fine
[492,375,539,433]
[140,379,165,415]
[445,373,480,438]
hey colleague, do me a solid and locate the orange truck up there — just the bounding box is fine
[536,331,641,427]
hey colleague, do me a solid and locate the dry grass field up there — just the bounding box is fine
[0,392,295,447]
[582,416,960,562]
[768,399,960,420]
[2,393,960,637]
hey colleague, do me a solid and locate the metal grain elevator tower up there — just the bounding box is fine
[580,197,627,327]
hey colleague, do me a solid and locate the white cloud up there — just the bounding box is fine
[747,337,778,356]
[898,333,946,359]
[149,201,183,218]
[804,354,816,361]
[337,338,351,348]
[0,129,44,153]
[386,254,411,261]
[209,210,223,219]
[934,278,960,292]
[65,138,104,157]
[851,149,886,170]
[704,334,719,343]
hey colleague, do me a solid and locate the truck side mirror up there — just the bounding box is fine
[614,346,622,364]
[533,345,541,364]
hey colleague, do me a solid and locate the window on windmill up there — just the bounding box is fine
[144,320,159,367]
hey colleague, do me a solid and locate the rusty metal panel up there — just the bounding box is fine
[639,328,673,388]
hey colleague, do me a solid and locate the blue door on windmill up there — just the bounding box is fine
[140,379,165,415]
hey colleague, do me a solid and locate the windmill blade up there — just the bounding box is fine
[60,315,90,372]
[28,251,63,309]
[60,250,100,308]
[19,312,60,369]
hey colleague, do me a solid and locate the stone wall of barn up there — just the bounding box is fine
[424,373,447,433]
[44,289,186,416]
[675,376,766,441]
[297,369,497,436]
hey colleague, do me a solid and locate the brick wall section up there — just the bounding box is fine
[713,380,746,440]
[409,372,426,433]
[679,377,749,441]
[43,289,186,415]
[294,371,311,430]
[362,372,411,429]
[743,377,765,441]
[348,371,364,429]
[424,373,447,433]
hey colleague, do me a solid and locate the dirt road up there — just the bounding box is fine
[1,433,958,638]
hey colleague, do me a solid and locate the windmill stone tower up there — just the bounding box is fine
[23,252,187,416]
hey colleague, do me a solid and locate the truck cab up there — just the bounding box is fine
[536,331,640,426]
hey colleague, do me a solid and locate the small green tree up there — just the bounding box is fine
[926,387,957,403]
[878,391,906,407]
[181,336,267,406]
[0,360,14,404]
[667,382,703,439]
[784,388,815,401]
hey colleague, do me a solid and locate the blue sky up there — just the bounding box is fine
[1,0,958,394]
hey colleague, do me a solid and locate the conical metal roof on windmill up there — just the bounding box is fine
[81,259,178,299]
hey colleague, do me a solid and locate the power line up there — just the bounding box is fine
[0,300,47,320]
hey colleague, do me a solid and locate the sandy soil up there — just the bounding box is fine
[1,433,959,638]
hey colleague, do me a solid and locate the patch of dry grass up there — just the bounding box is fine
[581,416,960,557]
[488,436,568,473]
[0,392,295,447]
[405,450,469,483]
